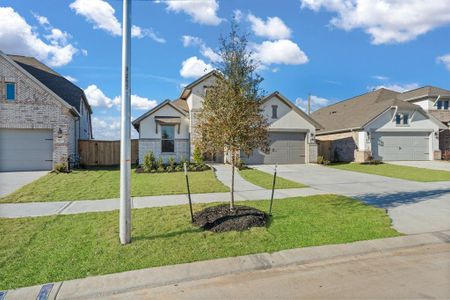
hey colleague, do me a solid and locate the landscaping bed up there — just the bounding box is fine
[239,168,307,189]
[0,195,399,290]
[0,167,229,203]
[330,162,450,182]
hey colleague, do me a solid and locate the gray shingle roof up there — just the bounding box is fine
[311,88,423,134]
[397,86,450,101]
[7,54,91,114]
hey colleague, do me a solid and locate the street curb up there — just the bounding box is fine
[5,231,449,300]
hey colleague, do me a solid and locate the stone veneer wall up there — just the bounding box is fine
[308,143,318,163]
[0,56,75,166]
[138,139,190,164]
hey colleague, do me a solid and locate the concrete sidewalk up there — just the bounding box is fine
[4,231,449,300]
[212,163,263,192]
[0,188,325,218]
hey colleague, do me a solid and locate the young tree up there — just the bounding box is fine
[195,21,269,210]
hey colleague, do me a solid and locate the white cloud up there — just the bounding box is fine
[32,12,50,27]
[437,54,450,71]
[45,28,70,45]
[233,9,243,22]
[112,95,158,110]
[182,35,221,63]
[180,56,213,78]
[64,75,78,83]
[247,14,292,39]
[70,0,121,35]
[165,0,223,25]
[131,25,166,43]
[296,95,330,112]
[300,0,450,44]
[372,75,389,81]
[253,39,308,65]
[92,116,139,140]
[84,84,158,110]
[0,7,78,67]
[368,83,420,93]
[85,84,114,108]
[70,0,165,43]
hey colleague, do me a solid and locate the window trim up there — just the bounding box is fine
[161,125,175,153]
[5,82,16,101]
[271,105,278,119]
[395,113,410,127]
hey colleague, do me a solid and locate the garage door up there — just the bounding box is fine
[0,129,53,171]
[371,132,429,161]
[242,132,306,164]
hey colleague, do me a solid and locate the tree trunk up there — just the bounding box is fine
[230,149,235,211]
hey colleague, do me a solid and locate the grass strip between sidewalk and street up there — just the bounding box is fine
[239,168,307,189]
[329,163,450,182]
[0,194,399,290]
[0,168,229,203]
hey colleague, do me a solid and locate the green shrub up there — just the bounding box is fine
[143,151,155,172]
[317,155,330,165]
[235,159,247,170]
[193,147,203,165]
[156,157,164,169]
[168,157,176,168]
[175,165,183,172]
[53,163,68,173]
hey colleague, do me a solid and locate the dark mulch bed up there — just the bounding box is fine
[193,204,268,232]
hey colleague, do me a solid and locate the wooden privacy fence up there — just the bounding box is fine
[79,140,138,167]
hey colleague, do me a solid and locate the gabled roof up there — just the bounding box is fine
[397,86,450,101]
[132,99,188,131]
[311,88,427,134]
[171,98,189,112]
[179,70,221,99]
[5,54,91,114]
[263,91,323,129]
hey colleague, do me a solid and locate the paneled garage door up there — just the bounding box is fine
[371,132,430,161]
[0,129,53,171]
[242,132,306,164]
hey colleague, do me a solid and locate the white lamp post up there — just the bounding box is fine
[120,0,132,245]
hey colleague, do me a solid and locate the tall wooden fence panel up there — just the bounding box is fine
[79,140,138,167]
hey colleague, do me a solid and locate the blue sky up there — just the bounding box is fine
[1,0,450,139]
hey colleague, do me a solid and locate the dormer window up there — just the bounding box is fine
[395,113,409,126]
[436,100,449,110]
[272,105,278,119]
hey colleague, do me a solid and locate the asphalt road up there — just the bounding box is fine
[107,243,450,300]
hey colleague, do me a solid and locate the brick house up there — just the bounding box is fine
[0,52,92,171]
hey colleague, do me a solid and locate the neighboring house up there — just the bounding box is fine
[313,88,447,162]
[397,86,450,153]
[0,52,93,171]
[132,71,321,165]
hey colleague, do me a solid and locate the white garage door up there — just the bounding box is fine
[0,129,53,171]
[371,132,430,161]
[242,132,306,164]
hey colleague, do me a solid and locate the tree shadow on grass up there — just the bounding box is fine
[358,188,450,209]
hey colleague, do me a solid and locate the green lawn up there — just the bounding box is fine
[0,195,399,290]
[0,168,229,203]
[239,168,307,189]
[330,163,450,182]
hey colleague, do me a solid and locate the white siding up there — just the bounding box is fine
[139,104,189,139]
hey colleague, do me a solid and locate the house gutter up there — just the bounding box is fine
[316,127,361,136]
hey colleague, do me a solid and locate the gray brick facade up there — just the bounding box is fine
[0,55,77,167]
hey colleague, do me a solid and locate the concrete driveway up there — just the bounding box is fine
[254,164,450,234]
[0,171,48,197]
[389,160,450,171]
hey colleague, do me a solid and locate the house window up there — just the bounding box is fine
[272,105,278,119]
[161,125,175,153]
[395,114,402,125]
[444,100,449,110]
[403,113,409,125]
[437,100,443,109]
[6,82,15,101]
